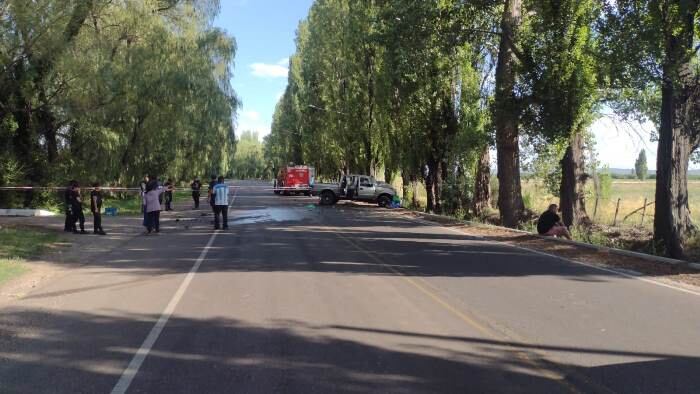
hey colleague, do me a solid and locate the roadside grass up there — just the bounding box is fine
[0,228,59,285]
[102,190,194,216]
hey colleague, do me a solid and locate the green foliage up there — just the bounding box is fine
[0,0,238,208]
[232,131,266,179]
[266,0,494,214]
[0,228,58,285]
[635,150,648,180]
[597,166,613,200]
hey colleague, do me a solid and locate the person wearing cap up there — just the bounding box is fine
[90,183,106,235]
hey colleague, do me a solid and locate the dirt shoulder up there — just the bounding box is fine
[0,200,208,303]
[372,205,700,290]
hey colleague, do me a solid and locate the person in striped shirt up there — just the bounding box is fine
[212,176,229,230]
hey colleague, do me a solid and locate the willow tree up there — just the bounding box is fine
[600,1,700,258]
[1,0,237,200]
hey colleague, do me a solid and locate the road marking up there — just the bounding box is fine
[425,220,700,298]
[111,189,237,394]
[332,231,583,393]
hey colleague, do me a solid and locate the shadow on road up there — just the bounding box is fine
[1,309,697,393]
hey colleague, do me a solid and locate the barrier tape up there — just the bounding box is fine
[0,185,314,192]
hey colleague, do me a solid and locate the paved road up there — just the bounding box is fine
[1,180,700,393]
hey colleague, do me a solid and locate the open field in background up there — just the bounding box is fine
[0,228,59,285]
[522,180,700,229]
[390,177,700,230]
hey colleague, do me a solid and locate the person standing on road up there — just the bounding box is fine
[64,181,75,232]
[537,204,572,240]
[212,176,229,230]
[140,175,149,227]
[190,178,202,209]
[90,183,106,235]
[207,175,217,210]
[164,179,174,211]
[144,179,172,234]
[70,181,87,234]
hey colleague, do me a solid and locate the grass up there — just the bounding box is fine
[102,190,195,216]
[522,179,700,229]
[0,228,59,285]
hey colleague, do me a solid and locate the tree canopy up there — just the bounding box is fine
[1,0,238,206]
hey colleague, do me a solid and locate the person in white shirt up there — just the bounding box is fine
[212,176,229,230]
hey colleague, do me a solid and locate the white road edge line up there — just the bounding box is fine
[409,216,700,298]
[111,187,237,394]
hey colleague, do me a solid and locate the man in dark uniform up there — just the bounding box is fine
[70,181,86,234]
[208,175,217,210]
[64,181,75,232]
[190,178,202,209]
[90,183,106,235]
[164,179,174,211]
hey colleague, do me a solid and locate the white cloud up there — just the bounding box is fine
[250,61,289,78]
[240,110,261,122]
[236,109,270,140]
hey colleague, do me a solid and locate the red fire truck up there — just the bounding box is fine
[274,165,315,196]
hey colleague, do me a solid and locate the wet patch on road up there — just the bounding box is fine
[228,207,318,225]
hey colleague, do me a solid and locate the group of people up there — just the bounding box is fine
[62,175,230,236]
[63,181,106,235]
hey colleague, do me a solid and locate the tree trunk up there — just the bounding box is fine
[424,161,435,212]
[473,146,491,216]
[433,159,444,214]
[494,0,524,228]
[559,132,590,227]
[654,61,697,258]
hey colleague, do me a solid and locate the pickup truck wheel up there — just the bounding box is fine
[378,195,391,208]
[320,191,336,206]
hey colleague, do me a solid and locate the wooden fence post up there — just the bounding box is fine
[593,196,599,220]
[613,198,621,226]
[641,198,648,226]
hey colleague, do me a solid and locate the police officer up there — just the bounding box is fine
[190,178,202,209]
[64,181,75,232]
[71,181,87,234]
[164,179,174,211]
[90,182,106,235]
[207,175,217,210]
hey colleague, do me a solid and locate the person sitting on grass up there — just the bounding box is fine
[537,204,572,240]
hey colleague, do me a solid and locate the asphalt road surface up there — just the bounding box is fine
[1,180,700,393]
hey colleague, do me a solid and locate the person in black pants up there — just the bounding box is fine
[64,181,75,232]
[190,178,202,209]
[207,175,217,209]
[90,183,106,235]
[164,179,174,211]
[70,182,87,234]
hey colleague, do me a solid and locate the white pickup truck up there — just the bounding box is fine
[311,174,398,207]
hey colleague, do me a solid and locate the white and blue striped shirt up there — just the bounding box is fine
[213,183,229,206]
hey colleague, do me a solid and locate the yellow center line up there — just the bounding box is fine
[332,230,589,393]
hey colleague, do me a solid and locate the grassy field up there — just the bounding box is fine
[522,179,700,228]
[0,228,59,285]
[389,177,700,230]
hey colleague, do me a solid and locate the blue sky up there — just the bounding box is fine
[215,1,673,170]
[214,0,314,139]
